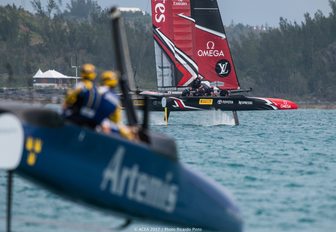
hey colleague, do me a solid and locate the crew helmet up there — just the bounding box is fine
[81,63,96,80]
[101,71,119,88]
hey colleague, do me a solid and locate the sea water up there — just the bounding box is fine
[0,109,335,232]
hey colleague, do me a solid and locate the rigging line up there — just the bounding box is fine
[133,32,151,91]
[146,0,150,14]
[124,2,151,91]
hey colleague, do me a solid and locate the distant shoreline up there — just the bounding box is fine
[297,103,336,109]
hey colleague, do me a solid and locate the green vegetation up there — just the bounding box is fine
[0,0,155,89]
[230,1,336,101]
[0,0,335,101]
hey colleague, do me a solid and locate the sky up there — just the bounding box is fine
[1,0,332,27]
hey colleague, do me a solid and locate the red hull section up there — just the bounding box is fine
[266,98,298,110]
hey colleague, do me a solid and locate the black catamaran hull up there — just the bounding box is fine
[133,93,298,112]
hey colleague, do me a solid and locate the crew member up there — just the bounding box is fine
[98,71,135,140]
[191,76,201,90]
[182,87,192,96]
[201,83,212,96]
[220,89,229,97]
[63,63,101,128]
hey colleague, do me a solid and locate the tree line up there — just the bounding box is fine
[230,0,336,101]
[0,0,335,101]
[0,0,155,89]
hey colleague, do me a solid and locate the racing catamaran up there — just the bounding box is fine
[0,8,242,232]
[136,0,298,123]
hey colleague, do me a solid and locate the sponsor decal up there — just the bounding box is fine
[154,0,166,23]
[280,100,292,109]
[101,147,179,213]
[210,81,224,87]
[238,101,253,105]
[158,87,180,91]
[217,100,234,105]
[173,0,187,6]
[215,59,231,77]
[25,137,43,166]
[199,99,213,105]
[198,41,225,57]
[133,100,144,106]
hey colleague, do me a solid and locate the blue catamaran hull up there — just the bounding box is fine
[2,106,242,231]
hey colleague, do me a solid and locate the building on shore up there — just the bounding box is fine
[33,69,78,88]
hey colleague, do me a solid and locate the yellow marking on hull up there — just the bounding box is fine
[26,137,33,151]
[27,153,36,166]
[34,139,42,153]
[25,137,43,166]
[199,99,213,105]
[133,99,145,106]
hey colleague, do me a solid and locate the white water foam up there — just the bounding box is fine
[147,110,236,126]
[148,112,168,126]
[206,110,236,126]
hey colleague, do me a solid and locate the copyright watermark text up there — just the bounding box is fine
[134,227,203,232]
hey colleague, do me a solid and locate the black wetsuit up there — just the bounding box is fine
[220,89,229,97]
[191,78,201,90]
[202,84,212,96]
[182,88,191,96]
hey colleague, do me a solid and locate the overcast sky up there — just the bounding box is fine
[1,0,332,26]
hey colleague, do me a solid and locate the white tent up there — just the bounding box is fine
[33,69,78,88]
[33,69,44,78]
[33,69,69,79]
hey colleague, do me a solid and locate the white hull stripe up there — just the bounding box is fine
[195,24,226,39]
[251,97,278,110]
[177,13,195,23]
[170,97,201,110]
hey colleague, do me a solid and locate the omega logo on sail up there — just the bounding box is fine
[154,0,166,23]
[197,41,225,57]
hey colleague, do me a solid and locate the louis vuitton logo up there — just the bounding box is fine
[218,62,229,75]
[215,59,231,77]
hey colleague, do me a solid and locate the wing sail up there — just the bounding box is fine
[191,0,240,90]
[151,0,239,91]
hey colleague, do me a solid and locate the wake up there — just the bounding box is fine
[148,111,236,126]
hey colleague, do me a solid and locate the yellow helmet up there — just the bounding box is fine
[101,71,119,88]
[81,63,96,80]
